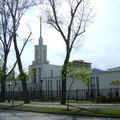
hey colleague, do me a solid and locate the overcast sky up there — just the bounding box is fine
[9,0,120,72]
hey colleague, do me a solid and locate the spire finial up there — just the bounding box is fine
[40,16,42,38]
[39,16,43,44]
[40,16,42,24]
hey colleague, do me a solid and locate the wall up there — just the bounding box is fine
[91,71,120,89]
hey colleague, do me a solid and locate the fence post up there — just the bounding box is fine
[76,89,78,101]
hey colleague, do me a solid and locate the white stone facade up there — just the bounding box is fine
[27,18,120,97]
[28,18,62,91]
[4,19,120,100]
[91,70,120,89]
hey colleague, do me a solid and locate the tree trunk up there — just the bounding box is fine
[0,73,6,102]
[61,68,66,105]
[61,50,70,105]
[13,39,29,103]
[13,21,29,103]
[67,78,76,110]
[0,54,7,102]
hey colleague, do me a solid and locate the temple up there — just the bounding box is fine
[27,18,120,100]
[28,18,62,91]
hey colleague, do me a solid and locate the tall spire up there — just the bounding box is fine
[39,17,43,44]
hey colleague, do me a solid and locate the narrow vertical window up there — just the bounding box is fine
[51,69,53,78]
[51,80,52,91]
[96,76,99,93]
[32,69,36,83]
[39,68,41,80]
[46,81,48,97]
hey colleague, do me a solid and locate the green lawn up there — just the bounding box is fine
[0,104,120,117]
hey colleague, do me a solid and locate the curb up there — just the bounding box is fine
[0,107,120,119]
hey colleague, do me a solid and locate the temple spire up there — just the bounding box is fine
[39,16,43,44]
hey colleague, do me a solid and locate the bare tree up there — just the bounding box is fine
[0,0,13,102]
[0,0,42,103]
[42,0,93,104]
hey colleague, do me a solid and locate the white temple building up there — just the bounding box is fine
[4,18,120,100]
[28,18,62,92]
[27,18,91,100]
[28,18,120,96]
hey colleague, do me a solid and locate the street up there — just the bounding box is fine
[0,109,119,120]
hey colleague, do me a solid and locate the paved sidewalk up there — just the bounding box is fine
[0,109,118,120]
[0,102,120,110]
[0,102,120,119]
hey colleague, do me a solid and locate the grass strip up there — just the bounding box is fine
[0,104,120,118]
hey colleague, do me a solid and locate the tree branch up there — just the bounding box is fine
[7,31,32,77]
[67,0,82,42]
[0,36,4,46]
[49,0,67,42]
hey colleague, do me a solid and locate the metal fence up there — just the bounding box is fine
[4,87,120,102]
